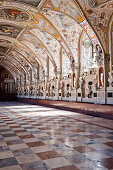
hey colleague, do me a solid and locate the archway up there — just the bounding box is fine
[0,66,16,101]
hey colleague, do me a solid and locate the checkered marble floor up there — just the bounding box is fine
[0,102,113,170]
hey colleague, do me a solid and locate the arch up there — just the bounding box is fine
[10,49,34,70]
[2,60,25,76]
[29,12,75,62]
[5,54,28,73]
[19,32,53,77]
[28,31,57,73]
[0,63,19,81]
[0,43,29,74]
[0,1,76,66]
[78,30,84,75]
[108,13,113,72]
[0,1,75,75]
[41,0,104,52]
[15,41,45,71]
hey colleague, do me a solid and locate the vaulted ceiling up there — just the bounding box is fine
[0,0,112,79]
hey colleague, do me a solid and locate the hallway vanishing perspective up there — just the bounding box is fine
[0,0,113,104]
[0,102,113,170]
[0,0,113,169]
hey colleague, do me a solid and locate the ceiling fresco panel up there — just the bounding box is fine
[77,0,113,51]
[8,0,42,7]
[0,8,30,21]
[42,0,103,54]
[43,0,84,23]
[0,25,22,38]
[0,0,111,77]
[42,9,82,62]
[88,0,112,8]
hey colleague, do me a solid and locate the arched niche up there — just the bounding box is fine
[0,66,15,94]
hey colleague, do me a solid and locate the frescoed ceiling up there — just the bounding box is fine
[88,0,112,8]
[0,0,112,79]
[77,0,113,50]
[6,0,42,7]
[0,9,30,21]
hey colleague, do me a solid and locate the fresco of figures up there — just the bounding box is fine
[0,8,29,21]
[8,0,41,6]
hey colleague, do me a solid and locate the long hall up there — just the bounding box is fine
[0,0,113,169]
[0,102,113,170]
